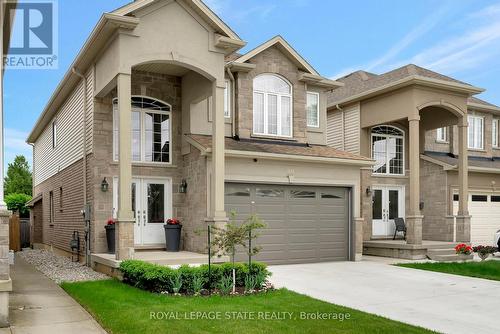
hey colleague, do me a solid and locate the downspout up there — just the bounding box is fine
[72,67,90,265]
[335,104,345,151]
[226,66,236,137]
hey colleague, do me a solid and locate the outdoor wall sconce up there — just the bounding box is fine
[179,179,188,193]
[366,186,372,197]
[101,177,109,192]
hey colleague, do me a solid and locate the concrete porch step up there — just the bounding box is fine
[427,248,456,257]
[134,244,166,251]
[427,253,473,262]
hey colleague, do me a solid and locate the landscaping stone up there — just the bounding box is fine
[18,249,109,284]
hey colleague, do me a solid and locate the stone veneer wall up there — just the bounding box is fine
[235,46,308,143]
[420,159,452,241]
[91,70,209,253]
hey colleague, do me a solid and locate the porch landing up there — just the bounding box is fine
[91,251,229,277]
[363,240,456,260]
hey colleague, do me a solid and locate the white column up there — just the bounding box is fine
[0,2,6,210]
[116,73,135,260]
[209,80,227,225]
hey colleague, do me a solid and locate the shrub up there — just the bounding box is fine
[119,260,270,294]
[5,193,32,217]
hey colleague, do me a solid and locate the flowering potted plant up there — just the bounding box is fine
[473,245,498,261]
[164,218,182,252]
[105,218,116,254]
[454,243,473,260]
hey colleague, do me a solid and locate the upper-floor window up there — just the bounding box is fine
[224,80,231,118]
[436,127,447,142]
[52,120,57,148]
[253,74,292,137]
[493,119,499,148]
[371,125,404,175]
[468,115,484,150]
[113,96,172,163]
[306,92,319,128]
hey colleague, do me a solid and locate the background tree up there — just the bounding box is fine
[5,193,32,217]
[4,155,32,196]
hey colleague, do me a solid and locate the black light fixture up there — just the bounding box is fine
[366,186,372,196]
[179,179,188,193]
[101,177,109,192]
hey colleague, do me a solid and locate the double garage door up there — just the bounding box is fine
[453,193,500,246]
[225,183,351,265]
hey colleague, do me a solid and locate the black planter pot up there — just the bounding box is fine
[105,224,116,254]
[164,224,182,252]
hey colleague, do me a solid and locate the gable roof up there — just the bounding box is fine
[231,35,319,75]
[328,64,484,107]
[113,0,241,41]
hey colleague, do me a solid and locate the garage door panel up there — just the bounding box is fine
[225,183,350,264]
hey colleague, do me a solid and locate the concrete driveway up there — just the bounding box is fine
[269,258,500,334]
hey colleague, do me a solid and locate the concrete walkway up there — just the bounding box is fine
[270,259,500,334]
[3,255,106,334]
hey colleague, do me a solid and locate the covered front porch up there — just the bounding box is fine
[359,81,484,259]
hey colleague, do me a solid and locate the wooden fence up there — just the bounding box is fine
[9,214,30,251]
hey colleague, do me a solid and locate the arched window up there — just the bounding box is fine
[113,96,172,163]
[371,125,404,175]
[253,74,292,137]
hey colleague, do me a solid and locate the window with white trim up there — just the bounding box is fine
[253,74,292,137]
[306,92,319,127]
[436,127,447,142]
[493,119,499,148]
[113,96,172,163]
[468,115,484,150]
[371,125,404,175]
[224,80,231,118]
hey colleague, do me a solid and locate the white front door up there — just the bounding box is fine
[372,186,405,237]
[114,178,172,245]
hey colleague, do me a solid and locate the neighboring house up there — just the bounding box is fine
[327,65,500,256]
[26,0,373,266]
[0,0,17,327]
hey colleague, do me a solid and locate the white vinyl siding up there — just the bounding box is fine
[493,119,498,148]
[326,103,360,155]
[468,115,484,150]
[306,92,319,127]
[33,67,94,186]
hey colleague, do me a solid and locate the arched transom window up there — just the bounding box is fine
[371,125,404,175]
[253,74,292,137]
[113,96,172,163]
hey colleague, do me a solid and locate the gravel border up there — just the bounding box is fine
[18,249,109,284]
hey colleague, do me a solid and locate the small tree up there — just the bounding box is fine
[209,211,265,292]
[4,155,32,196]
[5,193,32,217]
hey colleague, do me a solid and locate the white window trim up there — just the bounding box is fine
[468,115,484,150]
[306,91,320,128]
[493,119,499,148]
[224,80,231,118]
[252,74,293,138]
[113,96,173,164]
[436,127,448,143]
[371,125,405,176]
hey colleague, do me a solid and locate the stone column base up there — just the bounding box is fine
[455,215,471,242]
[354,217,364,261]
[406,215,423,245]
[115,219,135,261]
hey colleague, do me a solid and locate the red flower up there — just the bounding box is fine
[166,218,181,225]
[107,218,116,225]
[455,243,472,255]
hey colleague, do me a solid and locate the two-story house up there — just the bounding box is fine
[26,0,373,267]
[327,65,500,259]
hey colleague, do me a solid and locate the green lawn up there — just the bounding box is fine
[396,260,500,281]
[62,280,433,334]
